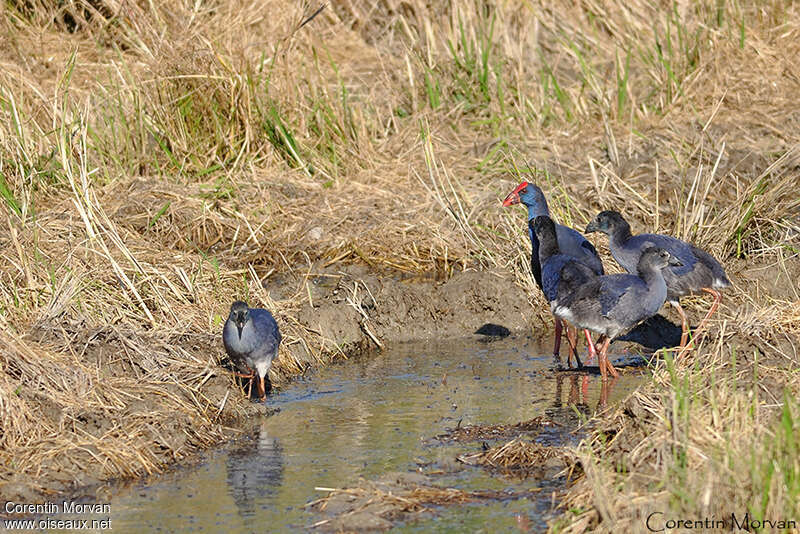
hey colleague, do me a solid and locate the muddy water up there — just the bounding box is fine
[93,337,643,532]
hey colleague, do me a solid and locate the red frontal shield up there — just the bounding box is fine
[502,181,529,207]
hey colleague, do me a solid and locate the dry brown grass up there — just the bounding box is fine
[458,437,568,477]
[307,477,538,530]
[433,415,560,443]
[554,326,800,532]
[0,0,798,524]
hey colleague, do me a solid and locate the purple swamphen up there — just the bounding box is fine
[223,301,282,401]
[552,246,683,380]
[585,210,730,347]
[532,215,599,369]
[503,181,603,366]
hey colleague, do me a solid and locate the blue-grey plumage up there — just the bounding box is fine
[535,216,598,307]
[585,210,730,346]
[504,182,604,365]
[553,247,682,380]
[533,215,599,369]
[223,301,281,401]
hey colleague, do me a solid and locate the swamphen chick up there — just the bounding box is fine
[585,210,731,346]
[532,215,599,369]
[223,301,282,401]
[503,182,604,363]
[553,247,683,380]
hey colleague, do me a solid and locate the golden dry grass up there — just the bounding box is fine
[555,331,800,532]
[457,437,567,476]
[0,0,798,526]
[308,477,538,530]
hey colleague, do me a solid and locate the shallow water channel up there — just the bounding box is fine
[63,336,645,532]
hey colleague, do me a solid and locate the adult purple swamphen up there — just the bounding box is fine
[502,182,604,366]
[532,215,599,369]
[223,301,282,401]
[552,247,683,380]
[585,210,730,347]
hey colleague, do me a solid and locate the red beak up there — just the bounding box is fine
[502,181,529,207]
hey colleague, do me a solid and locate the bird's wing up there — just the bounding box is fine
[594,275,643,318]
[580,238,599,258]
[688,244,730,285]
[251,310,282,351]
[540,255,567,302]
[555,223,604,275]
[630,234,694,276]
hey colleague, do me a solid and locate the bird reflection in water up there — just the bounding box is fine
[226,422,284,518]
[551,373,618,416]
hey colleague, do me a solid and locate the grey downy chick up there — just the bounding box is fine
[553,247,682,380]
[223,301,281,401]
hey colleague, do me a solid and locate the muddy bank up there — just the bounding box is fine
[0,266,532,504]
[274,264,532,364]
[3,252,792,506]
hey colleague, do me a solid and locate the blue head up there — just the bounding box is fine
[501,181,550,219]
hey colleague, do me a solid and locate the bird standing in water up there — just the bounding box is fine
[503,181,604,366]
[223,301,281,401]
[585,210,730,347]
[532,215,599,369]
[552,247,683,380]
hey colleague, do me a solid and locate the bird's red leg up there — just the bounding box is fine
[599,336,619,380]
[566,325,581,368]
[232,365,255,398]
[256,376,267,401]
[233,370,254,378]
[603,336,616,378]
[584,329,598,365]
[552,316,563,360]
[595,334,607,380]
[233,362,254,379]
[696,288,722,332]
[671,301,689,348]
